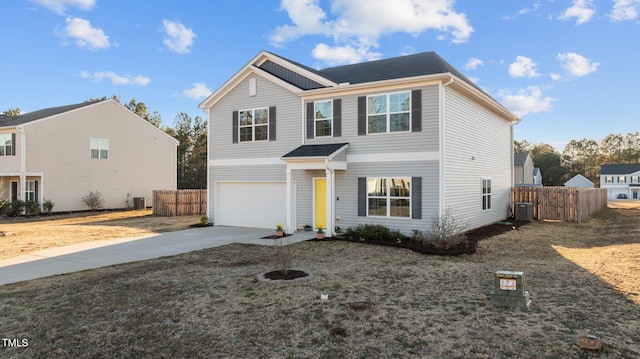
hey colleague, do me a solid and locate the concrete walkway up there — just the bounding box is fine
[0,226,316,286]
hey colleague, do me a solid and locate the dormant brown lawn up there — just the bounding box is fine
[1,205,639,358]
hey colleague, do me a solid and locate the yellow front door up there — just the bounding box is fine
[314,178,326,230]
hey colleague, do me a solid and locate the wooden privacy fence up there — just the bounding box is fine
[512,186,608,223]
[152,190,207,216]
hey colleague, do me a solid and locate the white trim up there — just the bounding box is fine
[313,100,333,138]
[347,151,438,163]
[209,157,284,167]
[365,91,412,135]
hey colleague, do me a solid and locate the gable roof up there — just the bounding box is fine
[0,101,98,127]
[514,152,530,166]
[601,163,640,175]
[565,174,594,187]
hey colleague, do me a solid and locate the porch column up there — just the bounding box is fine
[325,167,334,237]
[285,166,293,234]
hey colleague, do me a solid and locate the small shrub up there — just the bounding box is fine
[421,210,468,249]
[42,199,55,214]
[82,190,105,211]
[271,236,294,274]
[25,201,41,215]
[345,224,404,242]
[0,200,9,216]
[200,215,209,225]
[6,200,25,217]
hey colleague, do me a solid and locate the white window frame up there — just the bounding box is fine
[25,180,36,202]
[238,108,269,142]
[482,178,492,211]
[314,100,333,137]
[366,177,411,218]
[618,176,627,183]
[604,176,614,184]
[366,91,411,135]
[90,138,109,159]
[631,176,639,184]
[0,133,12,156]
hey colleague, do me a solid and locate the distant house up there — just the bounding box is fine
[564,174,594,188]
[600,164,640,200]
[199,50,520,235]
[514,152,540,186]
[0,99,178,211]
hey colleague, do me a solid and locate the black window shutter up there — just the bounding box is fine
[411,177,422,219]
[411,89,422,132]
[358,177,367,217]
[35,181,39,203]
[357,96,366,136]
[269,106,276,141]
[306,102,314,139]
[333,99,342,137]
[11,133,16,156]
[232,111,238,143]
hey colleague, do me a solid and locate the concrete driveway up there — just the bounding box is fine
[0,226,316,286]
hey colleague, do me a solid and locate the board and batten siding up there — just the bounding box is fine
[443,87,513,230]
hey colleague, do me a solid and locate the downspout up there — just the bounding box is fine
[17,126,26,202]
[204,108,210,221]
[439,76,454,217]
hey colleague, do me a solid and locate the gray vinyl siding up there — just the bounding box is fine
[209,76,301,160]
[292,161,440,235]
[303,85,440,154]
[443,87,513,230]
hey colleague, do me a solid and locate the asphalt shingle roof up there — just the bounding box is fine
[0,101,98,127]
[282,143,349,158]
[514,152,530,166]
[600,163,640,175]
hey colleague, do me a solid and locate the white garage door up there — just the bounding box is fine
[217,182,287,229]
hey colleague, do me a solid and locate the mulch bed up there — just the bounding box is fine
[313,219,531,256]
[263,269,309,280]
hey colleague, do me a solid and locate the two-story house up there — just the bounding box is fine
[0,99,178,212]
[199,51,520,236]
[601,163,640,200]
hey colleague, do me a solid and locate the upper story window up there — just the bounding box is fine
[0,133,13,156]
[482,178,492,211]
[314,100,332,137]
[367,91,410,134]
[239,108,268,142]
[604,176,614,183]
[618,176,627,183]
[632,176,639,184]
[90,138,109,159]
[367,177,411,218]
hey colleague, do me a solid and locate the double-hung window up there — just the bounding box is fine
[367,177,411,217]
[632,176,639,184]
[90,138,109,159]
[239,108,268,142]
[482,179,492,211]
[0,133,12,156]
[25,181,36,202]
[314,101,332,137]
[604,176,613,184]
[618,176,627,183]
[367,92,410,134]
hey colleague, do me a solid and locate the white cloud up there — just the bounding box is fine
[503,1,542,20]
[498,86,554,117]
[508,56,540,78]
[465,57,484,70]
[550,73,562,81]
[182,83,212,100]
[270,0,473,65]
[312,43,382,65]
[80,71,150,86]
[558,0,595,25]
[60,17,110,50]
[610,0,640,21]
[162,20,196,54]
[31,0,95,15]
[556,52,599,76]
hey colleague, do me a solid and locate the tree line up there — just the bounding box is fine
[2,96,206,189]
[516,132,640,187]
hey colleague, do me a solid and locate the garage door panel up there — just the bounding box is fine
[218,182,286,229]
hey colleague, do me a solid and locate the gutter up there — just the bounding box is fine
[17,125,26,201]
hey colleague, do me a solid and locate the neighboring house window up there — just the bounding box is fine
[618,176,627,183]
[239,108,268,142]
[482,179,492,211]
[25,181,36,202]
[367,177,411,217]
[367,92,410,134]
[314,100,332,137]
[604,176,613,184]
[90,138,109,159]
[632,176,639,184]
[0,133,13,156]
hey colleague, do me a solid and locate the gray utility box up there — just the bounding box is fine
[133,197,146,210]
[515,202,533,221]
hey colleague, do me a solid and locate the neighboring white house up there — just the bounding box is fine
[514,152,541,185]
[600,163,640,200]
[0,99,178,211]
[199,51,520,235]
[565,174,594,188]
[533,167,543,185]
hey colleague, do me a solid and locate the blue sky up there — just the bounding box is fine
[2,0,639,150]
